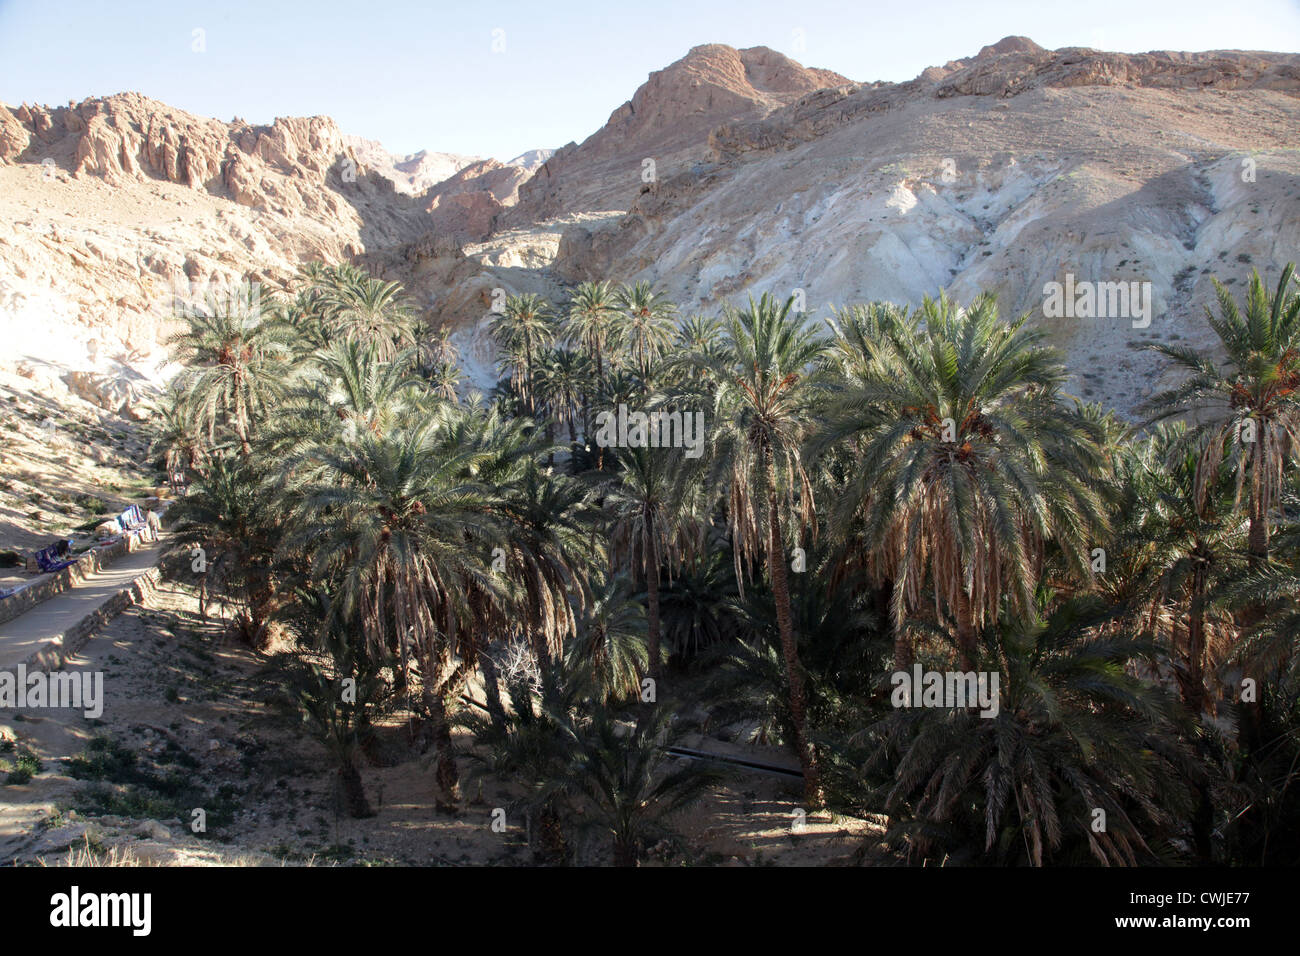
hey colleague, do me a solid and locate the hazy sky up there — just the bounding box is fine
[2,0,1297,161]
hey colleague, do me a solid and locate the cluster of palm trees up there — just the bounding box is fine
[153,259,1300,865]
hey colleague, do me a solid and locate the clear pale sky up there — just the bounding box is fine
[1,0,1297,161]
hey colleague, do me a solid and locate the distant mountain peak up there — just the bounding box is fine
[977,36,1045,59]
[510,42,850,220]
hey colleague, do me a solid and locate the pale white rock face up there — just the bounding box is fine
[506,149,555,174]
[547,43,1300,415]
[448,318,500,398]
[342,135,484,195]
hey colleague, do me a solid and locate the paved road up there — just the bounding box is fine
[0,537,166,671]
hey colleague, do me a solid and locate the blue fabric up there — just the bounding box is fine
[34,545,76,573]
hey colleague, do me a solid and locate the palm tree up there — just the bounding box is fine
[677,313,727,353]
[288,419,503,809]
[459,662,577,862]
[1138,423,1246,713]
[587,366,650,471]
[660,540,741,661]
[550,706,717,866]
[325,273,416,361]
[533,347,590,448]
[414,318,459,373]
[260,341,425,467]
[1221,521,1300,687]
[860,596,1196,866]
[563,280,620,384]
[703,292,825,804]
[615,281,678,380]
[289,656,380,819]
[147,383,209,489]
[168,456,280,641]
[605,445,706,681]
[817,292,1108,672]
[493,462,603,670]
[165,290,292,456]
[490,293,556,416]
[424,361,462,403]
[564,572,650,706]
[1145,265,1300,567]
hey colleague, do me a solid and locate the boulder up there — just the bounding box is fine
[0,104,30,163]
[62,369,156,420]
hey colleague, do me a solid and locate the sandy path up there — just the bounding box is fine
[0,536,166,670]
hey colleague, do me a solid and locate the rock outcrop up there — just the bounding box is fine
[420,158,535,239]
[0,93,482,399]
[342,135,483,195]
[510,44,851,221]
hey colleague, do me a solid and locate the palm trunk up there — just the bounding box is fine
[423,679,461,811]
[1242,446,1269,743]
[236,399,252,458]
[1239,448,1268,749]
[1185,557,1208,714]
[882,578,912,671]
[338,758,374,818]
[765,459,822,807]
[955,585,978,673]
[613,835,638,867]
[646,515,663,681]
[594,347,606,471]
[531,801,569,863]
[479,649,508,735]
[1248,453,1268,568]
[892,625,913,672]
[568,417,580,474]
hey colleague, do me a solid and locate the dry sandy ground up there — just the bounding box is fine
[0,579,877,867]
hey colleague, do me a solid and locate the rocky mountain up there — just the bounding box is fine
[1,39,1297,418]
[0,93,475,410]
[506,149,555,174]
[545,39,1300,412]
[420,158,537,240]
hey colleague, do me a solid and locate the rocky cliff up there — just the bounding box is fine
[0,93,483,411]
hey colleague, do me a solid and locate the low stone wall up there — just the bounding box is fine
[22,566,163,672]
[0,534,143,627]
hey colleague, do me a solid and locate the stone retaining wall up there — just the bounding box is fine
[0,535,143,627]
[21,565,163,672]
[0,502,170,627]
